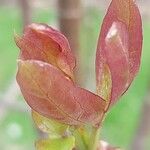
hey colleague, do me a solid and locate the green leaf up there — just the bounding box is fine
[32,111,69,138]
[36,136,75,150]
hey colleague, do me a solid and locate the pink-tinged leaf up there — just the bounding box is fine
[15,23,76,79]
[98,141,121,150]
[103,22,130,104]
[96,0,142,104]
[17,60,106,126]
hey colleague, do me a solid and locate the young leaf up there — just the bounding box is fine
[36,136,75,150]
[32,111,69,138]
[17,60,106,126]
[96,0,142,104]
[15,23,76,80]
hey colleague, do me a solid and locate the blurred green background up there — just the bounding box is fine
[0,1,150,150]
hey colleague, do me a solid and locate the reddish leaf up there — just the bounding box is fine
[15,23,76,79]
[96,0,142,104]
[17,60,106,126]
[97,22,130,105]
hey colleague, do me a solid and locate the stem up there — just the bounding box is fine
[74,129,87,150]
[88,127,101,150]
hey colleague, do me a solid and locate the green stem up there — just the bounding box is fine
[88,127,100,150]
[74,129,87,150]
